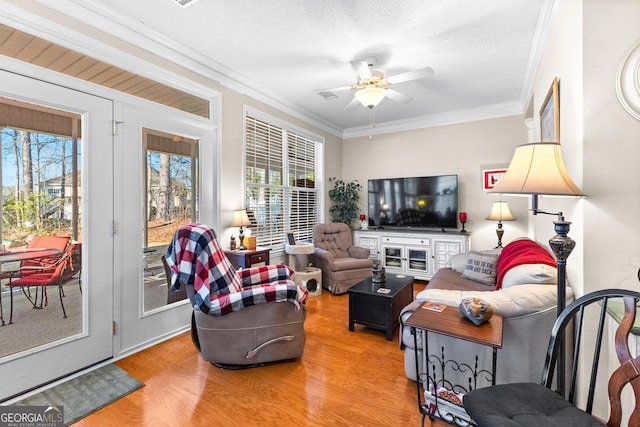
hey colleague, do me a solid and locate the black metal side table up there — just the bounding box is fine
[404,303,503,426]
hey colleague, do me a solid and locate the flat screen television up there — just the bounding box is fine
[367,175,458,229]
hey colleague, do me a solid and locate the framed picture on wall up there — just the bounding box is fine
[482,168,507,191]
[540,77,560,142]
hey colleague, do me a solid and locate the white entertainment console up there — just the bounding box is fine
[353,229,471,281]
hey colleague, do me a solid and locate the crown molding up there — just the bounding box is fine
[342,101,524,139]
[518,0,557,110]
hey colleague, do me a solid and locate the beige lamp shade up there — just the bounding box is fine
[355,87,387,108]
[486,201,515,222]
[489,142,583,197]
[231,209,251,250]
[231,209,251,227]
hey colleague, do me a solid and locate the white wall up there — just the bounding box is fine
[583,1,640,420]
[582,0,640,294]
[341,116,531,250]
[532,0,640,419]
[531,0,640,296]
[530,0,586,297]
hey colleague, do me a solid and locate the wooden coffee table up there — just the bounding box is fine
[347,274,414,340]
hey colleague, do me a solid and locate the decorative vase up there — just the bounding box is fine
[372,265,385,283]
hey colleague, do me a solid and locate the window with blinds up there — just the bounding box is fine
[245,113,323,252]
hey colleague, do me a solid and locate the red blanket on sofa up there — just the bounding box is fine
[496,239,557,289]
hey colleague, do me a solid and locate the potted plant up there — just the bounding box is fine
[328,177,362,227]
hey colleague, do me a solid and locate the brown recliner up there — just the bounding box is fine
[313,223,373,294]
[186,285,306,368]
[165,224,307,368]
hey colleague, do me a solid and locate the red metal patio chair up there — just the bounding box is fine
[6,246,72,324]
[0,236,71,281]
[21,235,71,270]
[61,242,82,294]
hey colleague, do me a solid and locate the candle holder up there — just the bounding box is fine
[359,213,368,230]
[459,211,468,233]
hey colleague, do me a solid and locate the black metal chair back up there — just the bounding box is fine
[464,288,640,427]
[544,289,640,416]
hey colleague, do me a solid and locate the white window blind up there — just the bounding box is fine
[245,113,323,252]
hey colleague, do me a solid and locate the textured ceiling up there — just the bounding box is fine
[34,0,550,136]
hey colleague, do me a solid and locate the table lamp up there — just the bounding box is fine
[485,201,515,248]
[489,142,584,396]
[231,209,251,250]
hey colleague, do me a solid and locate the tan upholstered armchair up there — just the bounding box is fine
[313,223,373,294]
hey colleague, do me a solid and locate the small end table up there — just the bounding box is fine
[404,303,503,426]
[224,247,270,269]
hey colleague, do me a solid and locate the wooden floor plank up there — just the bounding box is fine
[73,281,451,426]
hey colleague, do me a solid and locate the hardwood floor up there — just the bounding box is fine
[74,281,450,426]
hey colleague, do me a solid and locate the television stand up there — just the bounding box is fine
[353,229,470,281]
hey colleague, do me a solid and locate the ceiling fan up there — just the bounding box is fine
[318,57,435,110]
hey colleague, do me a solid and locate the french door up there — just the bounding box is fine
[0,70,113,400]
[115,103,216,354]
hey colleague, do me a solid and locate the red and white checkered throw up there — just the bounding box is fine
[165,223,307,316]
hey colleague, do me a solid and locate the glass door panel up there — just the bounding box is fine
[143,129,199,312]
[407,247,429,275]
[118,103,212,355]
[0,98,83,357]
[0,70,113,400]
[383,246,403,269]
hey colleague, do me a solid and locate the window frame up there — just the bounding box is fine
[243,107,324,253]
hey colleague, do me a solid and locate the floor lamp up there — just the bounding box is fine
[485,201,515,248]
[488,142,584,396]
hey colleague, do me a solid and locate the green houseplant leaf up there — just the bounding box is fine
[328,177,362,227]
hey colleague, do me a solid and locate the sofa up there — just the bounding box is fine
[399,238,574,388]
[313,223,373,294]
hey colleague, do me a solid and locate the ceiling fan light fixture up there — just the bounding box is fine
[355,87,387,108]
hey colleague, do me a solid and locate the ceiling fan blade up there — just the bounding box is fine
[316,84,354,93]
[387,67,434,84]
[350,60,372,79]
[386,89,413,104]
[344,97,361,111]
